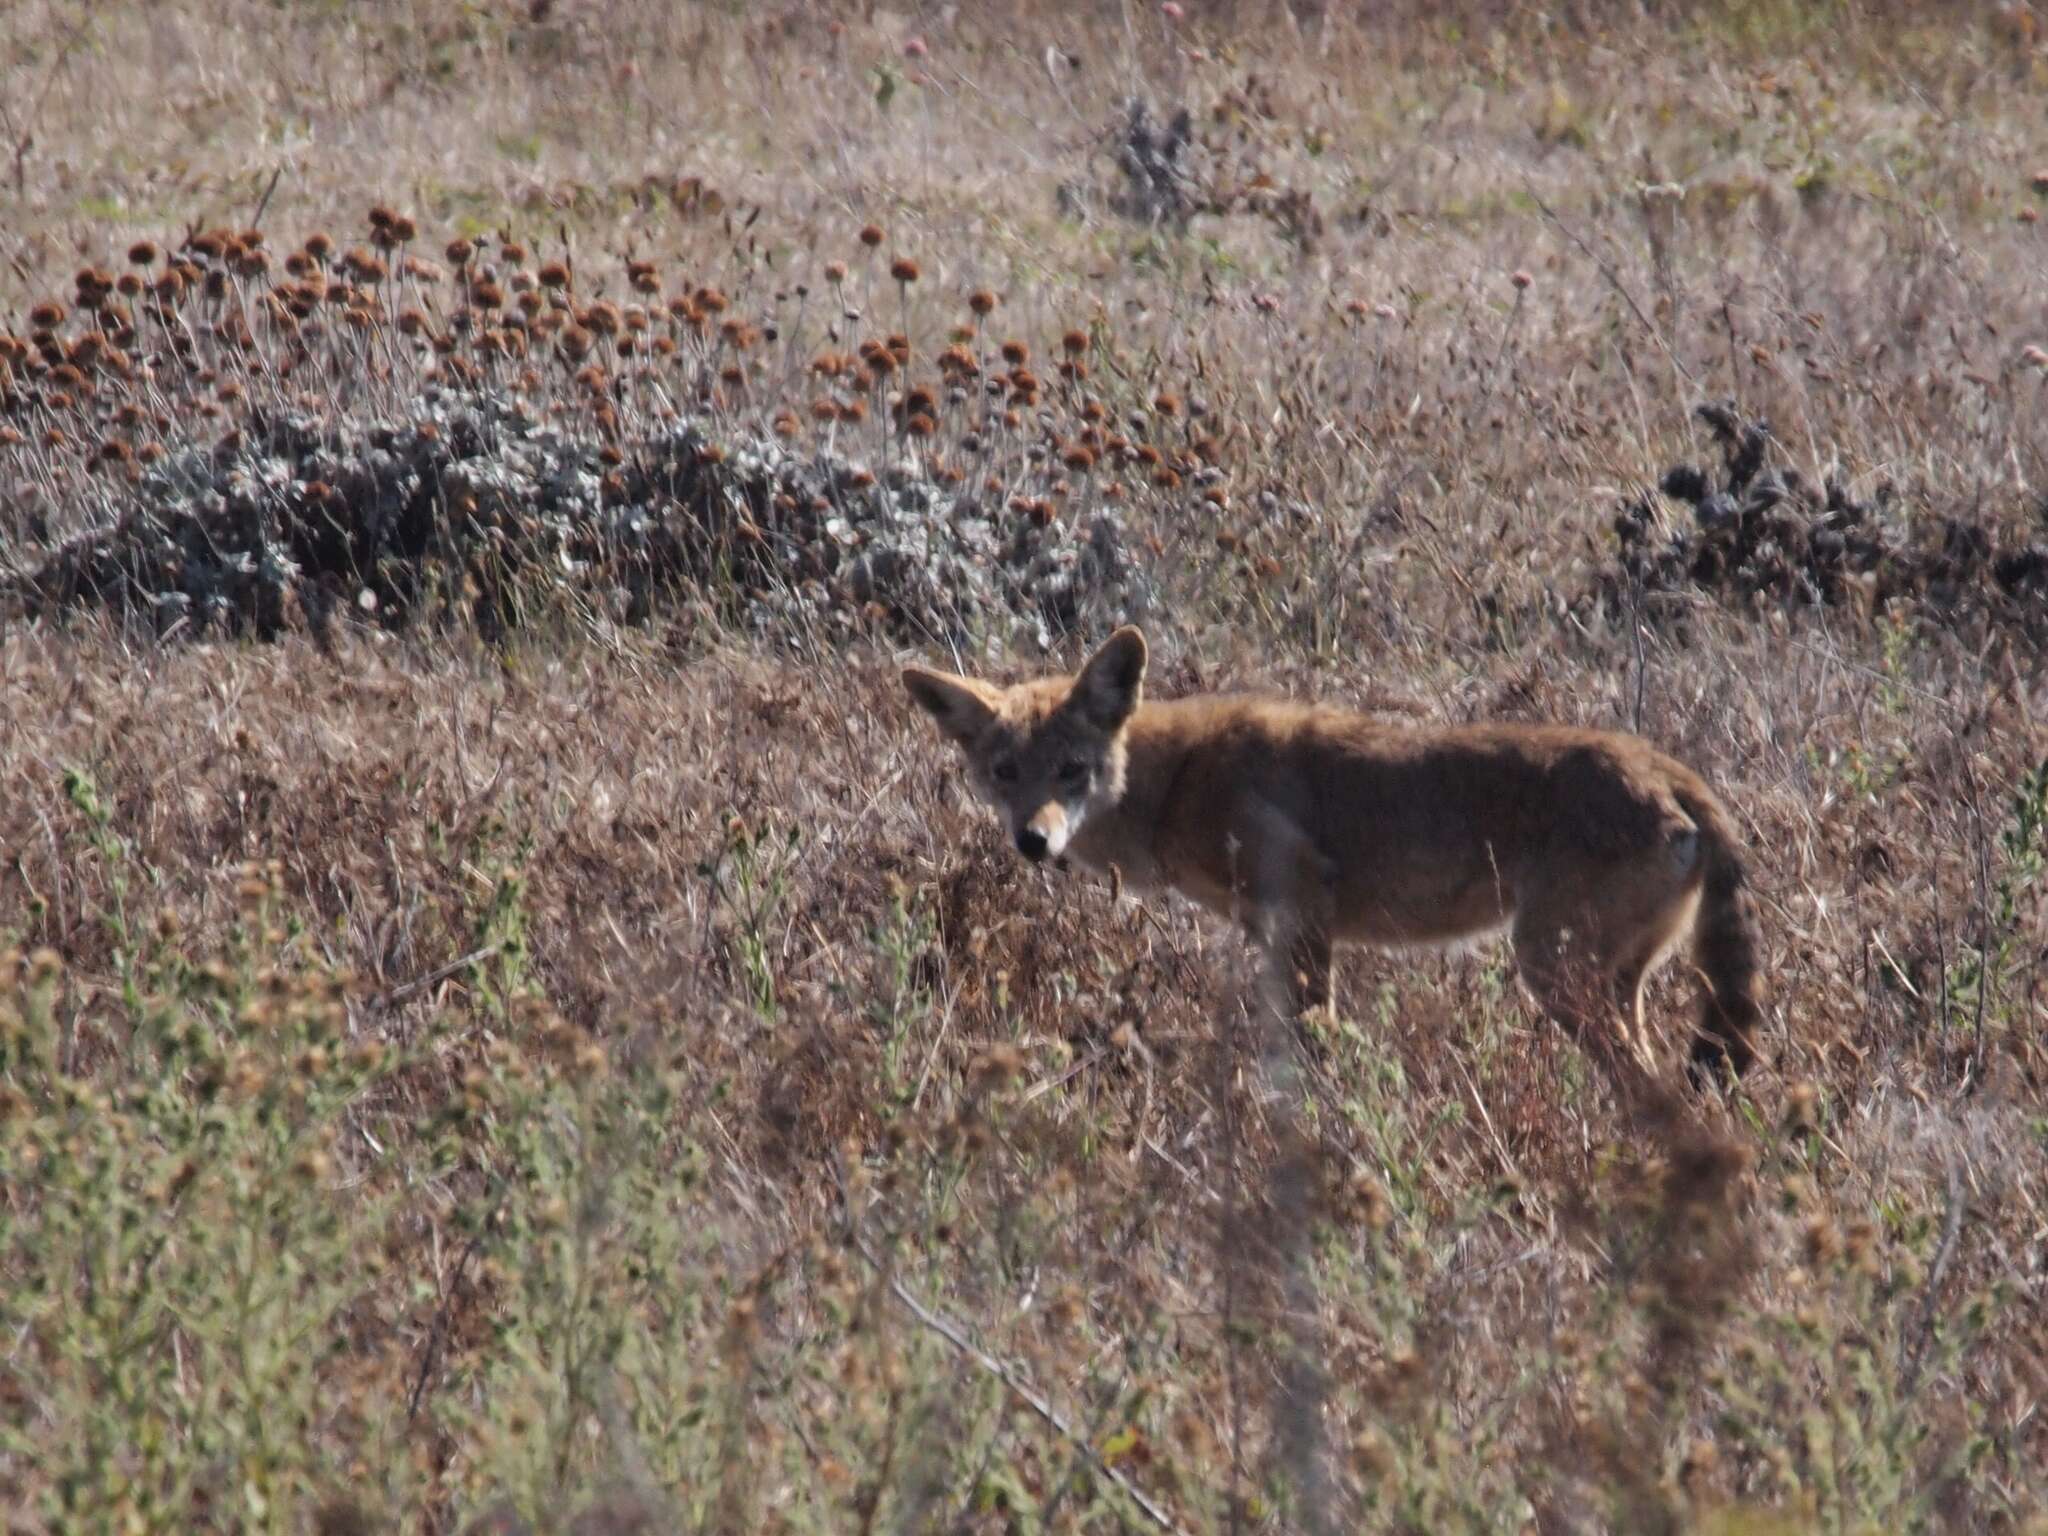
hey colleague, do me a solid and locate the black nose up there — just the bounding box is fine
[1015,827,1049,862]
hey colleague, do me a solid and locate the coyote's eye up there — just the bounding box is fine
[992,760,1019,784]
[1059,759,1088,784]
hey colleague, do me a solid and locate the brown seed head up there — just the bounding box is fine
[1801,1215,1842,1267]
[859,223,885,248]
[890,257,920,283]
[1782,1080,1820,1135]
[343,248,388,283]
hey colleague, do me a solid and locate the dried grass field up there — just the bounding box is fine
[2,1,2046,1531]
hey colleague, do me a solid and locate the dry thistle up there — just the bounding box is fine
[1782,1080,1820,1135]
[1801,1214,1842,1267]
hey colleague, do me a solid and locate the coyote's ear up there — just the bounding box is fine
[1072,626,1147,730]
[902,667,998,745]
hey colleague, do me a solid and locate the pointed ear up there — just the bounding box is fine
[902,666,999,745]
[1071,626,1147,729]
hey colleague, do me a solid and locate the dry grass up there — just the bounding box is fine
[2,2,2046,1531]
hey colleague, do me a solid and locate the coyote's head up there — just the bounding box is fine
[903,627,1148,863]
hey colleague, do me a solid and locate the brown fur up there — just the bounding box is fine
[904,628,1766,1097]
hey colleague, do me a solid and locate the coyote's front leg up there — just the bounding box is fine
[1233,797,1339,1050]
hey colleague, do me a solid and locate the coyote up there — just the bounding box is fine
[903,628,1764,1095]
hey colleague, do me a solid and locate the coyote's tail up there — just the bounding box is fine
[1676,786,1764,1084]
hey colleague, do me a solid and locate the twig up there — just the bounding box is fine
[407,1227,488,1423]
[375,943,502,1008]
[248,164,285,231]
[1522,175,1695,390]
[1628,562,1649,735]
[0,13,92,198]
[1900,1155,1967,1397]
[843,1226,1191,1536]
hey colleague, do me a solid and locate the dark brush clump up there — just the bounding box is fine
[1601,401,2047,646]
[6,394,1148,649]
[1109,98,1196,228]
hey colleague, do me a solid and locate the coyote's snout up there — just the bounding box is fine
[904,628,1766,1099]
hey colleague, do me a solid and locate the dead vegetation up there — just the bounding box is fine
[1,1,2046,1531]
